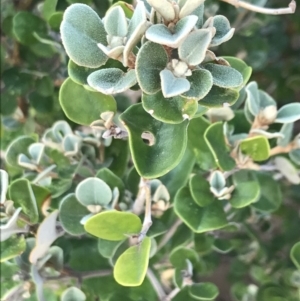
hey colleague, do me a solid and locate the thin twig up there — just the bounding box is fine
[220,0,296,15]
[164,287,180,301]
[46,269,112,282]
[147,268,167,301]
[139,180,152,243]
[132,178,148,215]
[156,219,182,252]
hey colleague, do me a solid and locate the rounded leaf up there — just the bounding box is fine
[142,91,197,124]
[59,194,90,236]
[179,29,213,66]
[229,170,260,208]
[75,177,112,207]
[6,136,36,168]
[60,4,107,68]
[84,211,142,240]
[119,104,189,178]
[198,85,239,107]
[252,173,282,212]
[204,63,243,89]
[9,179,39,224]
[290,242,300,270]
[174,187,227,233]
[59,78,116,126]
[13,12,47,46]
[240,136,270,162]
[275,103,300,123]
[222,56,252,86]
[204,122,236,171]
[136,42,168,94]
[88,68,137,94]
[189,282,219,300]
[0,235,26,263]
[114,236,151,286]
[182,69,213,100]
[61,287,86,301]
[189,174,215,206]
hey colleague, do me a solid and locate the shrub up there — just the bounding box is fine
[1,0,299,300]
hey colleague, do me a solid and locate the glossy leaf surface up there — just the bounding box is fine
[120,104,189,178]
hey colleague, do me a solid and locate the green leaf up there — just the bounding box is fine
[198,85,239,107]
[194,234,214,255]
[84,211,142,240]
[9,179,39,224]
[61,287,86,301]
[182,69,213,100]
[6,136,37,168]
[252,172,282,212]
[290,242,300,270]
[119,104,189,178]
[59,78,116,126]
[229,170,260,208]
[75,177,112,207]
[160,69,190,98]
[48,12,63,30]
[28,92,53,113]
[204,63,243,89]
[13,12,47,46]
[104,6,128,37]
[275,103,300,123]
[179,29,213,66]
[1,91,18,116]
[96,168,125,200]
[60,3,107,68]
[114,236,151,286]
[240,136,270,162]
[68,60,102,86]
[43,0,58,21]
[170,246,198,269]
[174,187,227,233]
[204,122,236,171]
[189,174,215,206]
[136,42,168,94]
[145,16,198,48]
[189,282,219,300]
[88,68,137,94]
[208,15,234,47]
[187,117,216,170]
[105,139,129,177]
[142,91,197,124]
[59,193,90,236]
[0,235,26,263]
[160,147,196,198]
[98,239,123,258]
[222,56,252,86]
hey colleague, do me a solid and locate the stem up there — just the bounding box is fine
[72,155,87,179]
[32,164,57,184]
[139,180,152,243]
[147,268,167,300]
[269,144,295,156]
[220,0,296,15]
[164,288,180,301]
[132,178,148,215]
[156,219,182,252]
[46,269,112,282]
